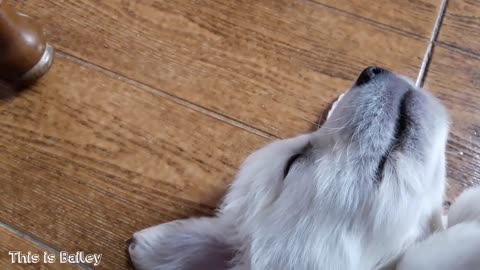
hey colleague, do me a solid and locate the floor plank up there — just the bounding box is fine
[424,46,480,201]
[311,0,441,36]
[0,226,82,269]
[438,0,480,55]
[0,56,267,269]
[14,0,429,137]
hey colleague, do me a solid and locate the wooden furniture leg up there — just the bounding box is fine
[0,1,54,83]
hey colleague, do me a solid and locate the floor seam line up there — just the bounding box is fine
[305,0,428,41]
[436,42,480,60]
[416,0,449,87]
[0,221,93,270]
[54,50,278,141]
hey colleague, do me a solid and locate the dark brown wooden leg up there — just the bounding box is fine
[0,1,54,83]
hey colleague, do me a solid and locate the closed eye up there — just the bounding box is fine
[284,153,302,177]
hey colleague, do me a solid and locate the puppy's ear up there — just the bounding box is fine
[129,217,235,270]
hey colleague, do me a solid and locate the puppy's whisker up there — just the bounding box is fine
[326,114,350,123]
[321,117,354,135]
[314,156,326,164]
[297,116,322,129]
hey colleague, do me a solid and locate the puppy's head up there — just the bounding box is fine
[129,67,450,270]
[220,67,450,269]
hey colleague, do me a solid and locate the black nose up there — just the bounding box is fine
[355,66,385,86]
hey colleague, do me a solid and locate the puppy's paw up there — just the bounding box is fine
[128,221,175,270]
[397,222,480,270]
[129,217,234,270]
[397,186,480,270]
[448,186,480,227]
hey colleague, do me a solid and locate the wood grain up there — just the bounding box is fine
[311,0,441,36]
[438,0,480,55]
[2,2,471,270]
[424,46,480,201]
[0,226,81,269]
[13,0,429,138]
[0,56,267,269]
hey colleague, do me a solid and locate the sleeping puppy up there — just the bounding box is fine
[128,67,479,270]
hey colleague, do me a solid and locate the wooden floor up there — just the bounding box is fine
[1,0,479,269]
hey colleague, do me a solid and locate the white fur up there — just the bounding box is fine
[129,71,479,270]
[397,187,480,270]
